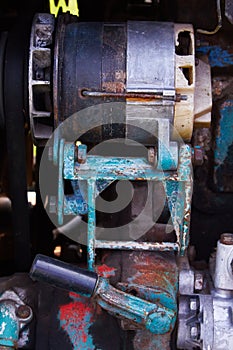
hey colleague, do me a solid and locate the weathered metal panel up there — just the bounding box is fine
[127,21,175,92]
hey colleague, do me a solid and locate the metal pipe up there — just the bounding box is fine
[30,254,98,297]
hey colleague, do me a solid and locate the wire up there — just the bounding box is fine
[197,0,222,35]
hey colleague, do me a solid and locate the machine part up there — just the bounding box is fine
[55,141,192,269]
[27,15,201,144]
[28,13,55,145]
[214,233,233,291]
[194,57,212,128]
[177,292,233,350]
[156,118,178,170]
[30,254,176,335]
[30,254,98,297]
[174,23,195,141]
[0,290,32,349]
[177,233,233,350]
[81,90,187,101]
[177,256,195,295]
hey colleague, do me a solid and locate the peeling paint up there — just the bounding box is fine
[59,292,95,350]
[96,265,116,278]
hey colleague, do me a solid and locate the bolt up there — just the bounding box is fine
[190,325,198,339]
[220,233,233,245]
[77,144,87,164]
[16,305,32,320]
[195,273,204,291]
[192,146,204,166]
[190,298,197,311]
[148,147,156,165]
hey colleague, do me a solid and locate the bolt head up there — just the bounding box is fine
[16,305,32,320]
[195,273,204,291]
[190,325,198,339]
[192,146,204,166]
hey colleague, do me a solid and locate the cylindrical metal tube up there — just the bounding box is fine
[30,254,98,297]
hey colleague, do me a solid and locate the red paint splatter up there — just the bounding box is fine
[59,293,95,349]
[96,264,116,278]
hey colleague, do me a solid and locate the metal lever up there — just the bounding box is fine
[30,254,176,334]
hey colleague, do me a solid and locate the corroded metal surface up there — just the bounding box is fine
[106,251,178,349]
[0,291,32,349]
[57,140,193,267]
[213,100,233,192]
[28,13,55,145]
[59,292,96,350]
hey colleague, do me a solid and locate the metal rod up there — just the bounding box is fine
[87,179,96,271]
[95,240,179,251]
[81,90,187,102]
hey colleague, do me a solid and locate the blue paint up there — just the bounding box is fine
[0,301,19,348]
[214,100,233,191]
[96,278,176,334]
[57,140,192,262]
[118,283,177,312]
[58,139,65,225]
[196,46,233,67]
[59,292,95,350]
[214,102,233,162]
[87,179,96,271]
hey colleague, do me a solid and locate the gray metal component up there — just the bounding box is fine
[177,233,233,350]
[211,291,233,350]
[199,295,214,350]
[157,119,178,170]
[225,0,233,24]
[178,292,233,350]
[28,13,55,145]
[126,21,175,92]
[177,256,195,295]
[126,21,175,144]
[214,233,233,291]
[177,295,201,350]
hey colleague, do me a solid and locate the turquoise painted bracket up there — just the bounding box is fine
[56,139,192,269]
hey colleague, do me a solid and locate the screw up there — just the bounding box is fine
[16,305,32,320]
